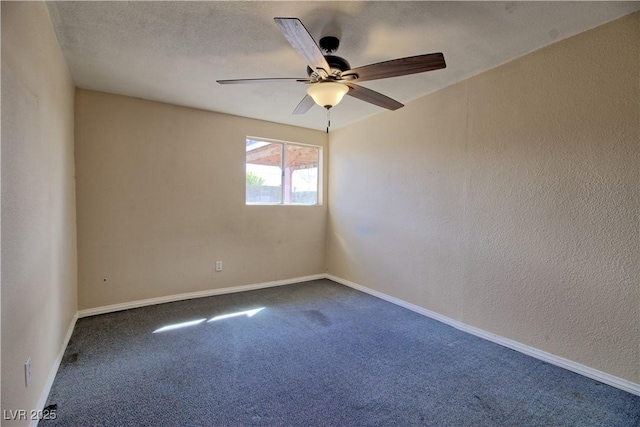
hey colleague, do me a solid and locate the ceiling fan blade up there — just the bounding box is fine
[274,18,330,73]
[343,53,446,82]
[345,83,404,111]
[217,78,310,84]
[292,95,315,115]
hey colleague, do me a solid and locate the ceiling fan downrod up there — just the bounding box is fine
[319,36,340,54]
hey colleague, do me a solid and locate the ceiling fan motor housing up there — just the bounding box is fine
[307,55,351,78]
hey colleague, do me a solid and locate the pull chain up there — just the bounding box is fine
[326,107,331,133]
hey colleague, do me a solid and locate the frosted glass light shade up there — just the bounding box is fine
[307,82,349,109]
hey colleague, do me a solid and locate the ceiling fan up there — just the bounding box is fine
[217,18,446,130]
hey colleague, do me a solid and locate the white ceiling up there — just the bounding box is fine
[46,1,639,131]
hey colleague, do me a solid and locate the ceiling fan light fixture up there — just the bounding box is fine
[307,82,349,109]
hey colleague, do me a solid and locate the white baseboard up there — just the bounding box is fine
[326,274,640,397]
[78,274,326,318]
[31,311,79,427]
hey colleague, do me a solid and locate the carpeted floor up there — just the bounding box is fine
[41,279,639,426]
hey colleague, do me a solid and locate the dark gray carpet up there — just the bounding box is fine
[41,279,639,426]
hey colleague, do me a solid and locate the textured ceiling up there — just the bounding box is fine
[46,1,639,131]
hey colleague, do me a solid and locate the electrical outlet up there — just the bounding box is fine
[215,261,222,272]
[25,357,31,388]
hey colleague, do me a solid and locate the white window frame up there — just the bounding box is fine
[245,136,323,206]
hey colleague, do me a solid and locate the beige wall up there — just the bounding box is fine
[1,1,78,422]
[327,12,639,384]
[75,90,328,310]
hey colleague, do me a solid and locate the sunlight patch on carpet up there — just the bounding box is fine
[207,307,265,322]
[153,318,207,333]
[153,308,266,333]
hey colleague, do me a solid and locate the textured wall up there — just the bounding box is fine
[75,90,328,310]
[327,13,639,383]
[1,2,78,422]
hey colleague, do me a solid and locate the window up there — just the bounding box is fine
[246,137,321,205]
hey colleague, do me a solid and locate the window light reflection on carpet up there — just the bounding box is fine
[207,307,265,322]
[153,308,265,333]
[153,319,207,333]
